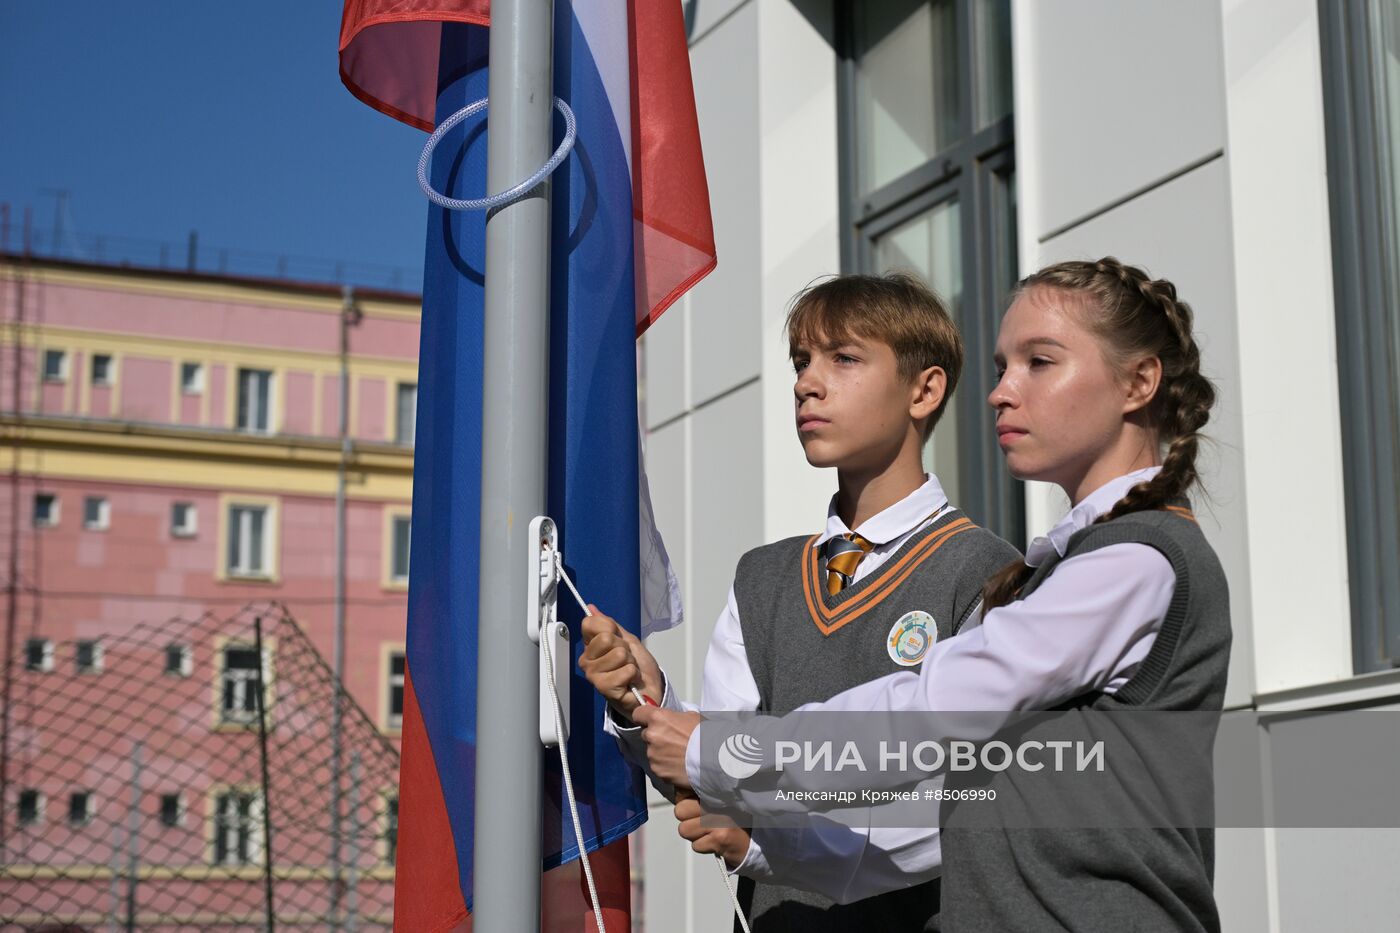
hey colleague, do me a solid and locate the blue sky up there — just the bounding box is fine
[0,2,430,291]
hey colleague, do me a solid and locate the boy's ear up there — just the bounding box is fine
[910,365,947,422]
[1122,356,1162,414]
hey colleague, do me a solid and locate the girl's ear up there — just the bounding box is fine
[1123,355,1163,414]
[911,365,947,421]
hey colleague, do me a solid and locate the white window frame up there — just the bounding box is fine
[33,493,59,528]
[391,515,411,584]
[159,792,185,828]
[68,790,95,826]
[83,495,110,531]
[24,638,53,673]
[388,650,405,731]
[218,644,267,726]
[235,368,274,434]
[18,789,44,826]
[90,354,114,386]
[42,349,67,383]
[75,640,104,674]
[165,642,192,677]
[396,382,418,446]
[171,501,197,538]
[180,361,205,394]
[226,504,269,578]
[211,789,265,866]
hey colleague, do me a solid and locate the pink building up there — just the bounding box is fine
[0,252,420,928]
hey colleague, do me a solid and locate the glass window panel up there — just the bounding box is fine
[975,0,1014,129]
[856,0,959,193]
[237,370,272,432]
[392,516,411,580]
[181,362,203,393]
[874,199,964,506]
[1373,1,1400,420]
[42,350,65,381]
[248,508,265,572]
[160,793,182,827]
[397,383,417,446]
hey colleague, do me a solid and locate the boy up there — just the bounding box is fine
[580,273,1020,931]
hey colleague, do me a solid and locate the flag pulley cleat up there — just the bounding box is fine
[529,515,609,931]
[530,516,571,747]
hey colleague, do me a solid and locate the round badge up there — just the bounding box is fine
[887,611,937,667]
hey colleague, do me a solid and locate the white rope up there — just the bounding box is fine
[540,546,608,933]
[553,553,751,933]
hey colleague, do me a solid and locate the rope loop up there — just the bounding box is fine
[417,96,577,211]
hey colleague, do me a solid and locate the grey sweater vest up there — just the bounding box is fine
[940,505,1232,933]
[732,510,1022,933]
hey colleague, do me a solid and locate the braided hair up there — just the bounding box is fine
[981,257,1216,613]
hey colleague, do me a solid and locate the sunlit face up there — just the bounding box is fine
[988,287,1130,488]
[792,333,915,473]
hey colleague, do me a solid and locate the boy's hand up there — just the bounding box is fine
[577,605,663,717]
[674,794,751,870]
[631,705,701,789]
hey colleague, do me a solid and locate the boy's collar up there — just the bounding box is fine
[815,473,950,548]
[1024,465,1163,567]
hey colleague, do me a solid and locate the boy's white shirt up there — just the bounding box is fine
[686,466,1179,813]
[606,474,956,904]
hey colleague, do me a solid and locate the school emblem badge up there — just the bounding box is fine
[887,610,937,666]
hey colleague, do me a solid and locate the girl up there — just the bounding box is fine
[634,256,1231,932]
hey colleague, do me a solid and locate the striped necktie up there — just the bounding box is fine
[825,532,875,595]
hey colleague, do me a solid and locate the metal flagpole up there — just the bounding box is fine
[472,0,554,929]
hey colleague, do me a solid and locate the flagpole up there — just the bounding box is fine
[473,0,554,929]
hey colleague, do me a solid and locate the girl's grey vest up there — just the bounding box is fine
[732,509,1021,933]
[940,505,1232,933]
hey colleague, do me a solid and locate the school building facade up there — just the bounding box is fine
[637,1,1400,930]
[0,254,419,922]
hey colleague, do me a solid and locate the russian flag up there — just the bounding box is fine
[339,1,715,930]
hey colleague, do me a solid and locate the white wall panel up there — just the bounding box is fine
[1221,0,1351,693]
[757,0,843,543]
[643,298,689,430]
[1036,160,1257,709]
[690,381,766,667]
[1016,0,1227,237]
[686,0,750,44]
[687,2,763,407]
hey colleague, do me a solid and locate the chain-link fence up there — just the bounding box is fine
[0,603,400,931]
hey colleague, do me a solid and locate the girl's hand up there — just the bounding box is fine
[631,705,701,789]
[674,793,751,870]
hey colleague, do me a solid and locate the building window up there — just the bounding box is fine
[33,493,58,528]
[235,368,273,434]
[172,502,197,537]
[24,638,53,672]
[839,0,1021,544]
[387,651,405,731]
[212,790,263,866]
[18,789,43,826]
[391,515,411,583]
[226,504,270,578]
[219,644,266,726]
[90,354,113,386]
[1320,0,1400,670]
[42,349,67,382]
[68,791,94,826]
[83,495,109,530]
[75,640,103,674]
[384,795,399,865]
[396,382,418,446]
[159,792,184,828]
[165,643,192,677]
[181,362,205,394]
